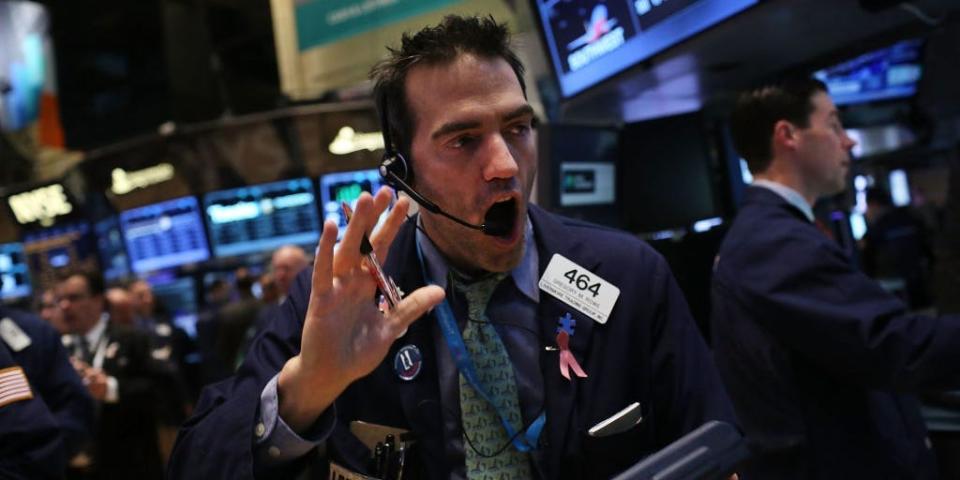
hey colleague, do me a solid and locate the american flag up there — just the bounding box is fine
[0,366,33,408]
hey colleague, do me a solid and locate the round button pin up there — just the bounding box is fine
[394,345,422,381]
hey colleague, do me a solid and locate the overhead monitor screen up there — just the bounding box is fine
[148,273,199,339]
[21,222,98,292]
[119,196,210,274]
[532,0,758,98]
[94,216,131,282]
[318,169,386,240]
[204,178,321,258]
[0,242,31,300]
[814,38,924,105]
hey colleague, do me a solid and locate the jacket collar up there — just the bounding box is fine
[744,185,816,224]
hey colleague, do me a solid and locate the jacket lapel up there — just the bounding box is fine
[383,219,449,475]
[528,206,603,476]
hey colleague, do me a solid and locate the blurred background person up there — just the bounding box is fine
[57,270,166,480]
[37,288,69,335]
[862,186,934,308]
[1,275,94,479]
[125,279,194,463]
[269,244,307,304]
[105,287,136,327]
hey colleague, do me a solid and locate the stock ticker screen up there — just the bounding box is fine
[814,38,924,106]
[203,178,321,258]
[318,169,385,241]
[119,196,210,274]
[533,0,757,97]
[0,242,31,300]
[94,216,131,282]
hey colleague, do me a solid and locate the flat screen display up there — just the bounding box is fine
[21,222,98,292]
[148,274,199,338]
[0,242,31,300]
[318,169,386,240]
[620,112,719,232]
[94,216,131,282]
[119,196,210,274]
[532,0,757,98]
[814,39,924,105]
[204,178,321,258]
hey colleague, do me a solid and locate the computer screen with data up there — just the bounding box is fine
[120,196,210,274]
[94,216,131,282]
[814,39,924,106]
[203,178,321,258]
[0,242,31,300]
[532,0,757,98]
[318,169,386,240]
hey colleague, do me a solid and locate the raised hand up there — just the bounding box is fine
[278,187,445,432]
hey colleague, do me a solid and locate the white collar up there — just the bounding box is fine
[83,312,110,347]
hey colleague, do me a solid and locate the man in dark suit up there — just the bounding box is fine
[170,16,735,479]
[1,303,94,469]
[711,78,960,478]
[1,270,94,479]
[58,271,166,480]
[1,331,66,479]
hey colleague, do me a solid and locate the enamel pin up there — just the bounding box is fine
[394,345,422,381]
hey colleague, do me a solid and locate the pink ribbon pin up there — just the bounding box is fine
[556,331,588,380]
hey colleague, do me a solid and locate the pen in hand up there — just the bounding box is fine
[341,201,404,310]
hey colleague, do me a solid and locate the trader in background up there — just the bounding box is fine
[270,244,309,303]
[711,77,960,479]
[59,270,167,480]
[1,275,94,478]
[170,15,735,479]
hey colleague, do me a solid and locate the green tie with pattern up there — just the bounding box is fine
[451,272,532,479]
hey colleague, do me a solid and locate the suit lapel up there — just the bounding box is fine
[384,219,449,474]
[528,206,602,475]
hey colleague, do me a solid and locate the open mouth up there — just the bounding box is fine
[483,197,518,238]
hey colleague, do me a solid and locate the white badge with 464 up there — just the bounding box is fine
[539,254,620,324]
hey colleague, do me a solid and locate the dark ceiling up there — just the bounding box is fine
[34,0,960,149]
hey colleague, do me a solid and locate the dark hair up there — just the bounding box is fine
[370,15,526,183]
[59,269,106,297]
[731,78,828,174]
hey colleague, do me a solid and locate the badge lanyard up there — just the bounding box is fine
[415,240,546,452]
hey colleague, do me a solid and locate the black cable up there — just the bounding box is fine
[451,404,546,458]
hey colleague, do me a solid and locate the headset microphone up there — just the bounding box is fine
[377,101,512,237]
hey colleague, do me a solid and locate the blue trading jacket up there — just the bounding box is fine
[170,205,736,479]
[0,306,94,479]
[711,186,960,479]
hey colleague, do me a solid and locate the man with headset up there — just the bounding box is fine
[171,15,735,479]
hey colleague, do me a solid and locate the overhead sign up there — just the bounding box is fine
[111,163,175,195]
[270,0,515,100]
[328,126,384,155]
[295,0,461,51]
[7,183,73,227]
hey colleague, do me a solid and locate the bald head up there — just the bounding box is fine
[271,245,308,296]
[106,288,136,326]
[129,279,155,318]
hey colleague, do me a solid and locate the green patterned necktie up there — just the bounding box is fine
[451,272,532,479]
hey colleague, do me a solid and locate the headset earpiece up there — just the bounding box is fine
[380,152,409,187]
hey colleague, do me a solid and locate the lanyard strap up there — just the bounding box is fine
[415,239,545,452]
